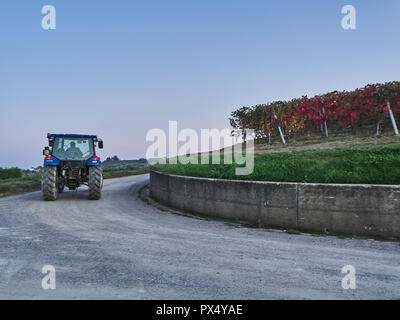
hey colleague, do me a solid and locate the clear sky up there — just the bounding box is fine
[1,0,399,168]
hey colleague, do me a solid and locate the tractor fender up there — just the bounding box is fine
[43,156,60,166]
[86,157,101,166]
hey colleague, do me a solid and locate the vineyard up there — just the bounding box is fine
[229,81,400,143]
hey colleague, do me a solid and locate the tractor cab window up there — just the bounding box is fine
[52,137,94,161]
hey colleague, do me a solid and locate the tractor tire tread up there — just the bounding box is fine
[42,166,58,201]
[89,166,103,200]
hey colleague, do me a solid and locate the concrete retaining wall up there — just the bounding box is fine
[150,170,400,240]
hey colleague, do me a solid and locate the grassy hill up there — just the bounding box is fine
[153,134,400,185]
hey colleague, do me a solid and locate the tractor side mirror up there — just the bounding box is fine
[43,147,50,156]
[98,140,103,149]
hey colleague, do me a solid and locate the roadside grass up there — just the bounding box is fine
[103,167,149,179]
[153,143,400,185]
[0,174,42,198]
[0,167,149,198]
[286,229,302,235]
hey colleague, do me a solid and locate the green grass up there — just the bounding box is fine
[0,174,42,198]
[153,143,400,185]
[0,173,41,185]
[287,229,302,235]
[0,167,22,179]
[103,167,149,179]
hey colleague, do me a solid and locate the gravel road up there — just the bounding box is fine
[0,174,399,299]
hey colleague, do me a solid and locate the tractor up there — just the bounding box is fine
[42,133,104,201]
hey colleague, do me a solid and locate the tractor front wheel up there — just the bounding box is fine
[42,166,58,201]
[88,166,103,200]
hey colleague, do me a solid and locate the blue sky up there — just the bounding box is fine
[0,0,399,168]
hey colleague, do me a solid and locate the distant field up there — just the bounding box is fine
[103,167,149,179]
[102,158,148,169]
[153,142,400,185]
[0,167,149,198]
[0,174,42,198]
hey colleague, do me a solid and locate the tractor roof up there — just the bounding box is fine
[49,134,98,139]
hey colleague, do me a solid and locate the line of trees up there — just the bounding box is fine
[0,168,22,180]
[229,81,400,143]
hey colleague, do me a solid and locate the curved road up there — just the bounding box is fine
[0,174,399,299]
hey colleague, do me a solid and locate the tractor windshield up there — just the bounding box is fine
[52,137,95,161]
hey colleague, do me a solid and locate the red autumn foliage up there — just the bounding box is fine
[229,81,400,139]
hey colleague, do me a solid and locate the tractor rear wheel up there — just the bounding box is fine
[88,166,103,200]
[42,166,58,201]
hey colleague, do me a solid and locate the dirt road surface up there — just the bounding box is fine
[0,174,399,299]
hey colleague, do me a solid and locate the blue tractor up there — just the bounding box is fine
[42,133,104,201]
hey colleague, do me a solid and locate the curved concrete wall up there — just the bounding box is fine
[150,170,400,240]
